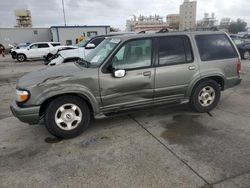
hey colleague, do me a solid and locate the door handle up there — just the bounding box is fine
[188,66,196,70]
[143,71,151,76]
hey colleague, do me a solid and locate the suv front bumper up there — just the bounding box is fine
[10,101,41,125]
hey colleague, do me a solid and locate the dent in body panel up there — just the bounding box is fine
[99,69,154,108]
[28,75,101,114]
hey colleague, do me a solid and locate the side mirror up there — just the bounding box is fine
[27,47,30,50]
[85,43,95,49]
[113,69,126,78]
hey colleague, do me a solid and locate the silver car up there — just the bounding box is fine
[11,31,242,138]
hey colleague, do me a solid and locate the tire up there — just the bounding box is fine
[190,79,221,113]
[243,50,250,60]
[44,95,91,139]
[17,54,26,62]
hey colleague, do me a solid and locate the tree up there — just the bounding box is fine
[229,19,247,34]
[110,27,121,32]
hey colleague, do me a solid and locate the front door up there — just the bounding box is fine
[154,35,199,103]
[99,38,155,110]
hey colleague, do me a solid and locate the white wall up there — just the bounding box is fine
[51,26,110,45]
[0,28,51,47]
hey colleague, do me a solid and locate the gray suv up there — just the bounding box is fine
[11,31,242,138]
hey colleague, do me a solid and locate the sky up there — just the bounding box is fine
[0,0,249,30]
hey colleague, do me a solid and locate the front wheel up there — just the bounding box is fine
[44,95,91,139]
[190,80,221,113]
[17,54,26,62]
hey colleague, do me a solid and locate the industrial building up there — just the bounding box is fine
[50,25,110,45]
[14,9,32,28]
[197,13,218,31]
[126,15,168,32]
[179,0,197,31]
[0,26,110,47]
[166,14,180,30]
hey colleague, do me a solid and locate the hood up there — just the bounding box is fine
[14,48,27,53]
[59,48,86,59]
[17,62,84,88]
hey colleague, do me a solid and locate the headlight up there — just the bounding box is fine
[16,89,30,103]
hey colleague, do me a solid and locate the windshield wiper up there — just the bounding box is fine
[76,58,91,68]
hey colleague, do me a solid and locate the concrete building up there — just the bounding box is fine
[0,26,110,47]
[167,14,180,30]
[126,15,168,32]
[219,18,231,32]
[14,9,32,28]
[197,13,218,31]
[50,26,110,45]
[179,0,197,31]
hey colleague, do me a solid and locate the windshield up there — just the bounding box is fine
[77,38,92,47]
[84,38,120,66]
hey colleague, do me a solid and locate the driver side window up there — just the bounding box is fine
[112,39,152,70]
[30,44,38,49]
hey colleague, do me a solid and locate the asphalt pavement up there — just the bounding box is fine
[0,56,250,188]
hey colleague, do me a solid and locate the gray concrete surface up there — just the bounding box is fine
[0,55,250,188]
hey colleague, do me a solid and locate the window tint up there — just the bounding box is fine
[159,36,192,66]
[90,37,105,46]
[196,34,238,61]
[38,43,49,48]
[51,43,61,47]
[112,39,152,70]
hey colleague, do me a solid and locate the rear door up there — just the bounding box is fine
[37,43,50,57]
[154,35,199,103]
[99,38,155,110]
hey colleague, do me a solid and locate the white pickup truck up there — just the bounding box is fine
[11,42,64,62]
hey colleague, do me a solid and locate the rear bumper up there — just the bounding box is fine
[224,77,242,90]
[10,101,40,125]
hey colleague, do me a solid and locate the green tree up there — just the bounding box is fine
[110,27,121,32]
[229,19,247,34]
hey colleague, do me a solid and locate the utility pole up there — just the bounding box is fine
[62,0,67,26]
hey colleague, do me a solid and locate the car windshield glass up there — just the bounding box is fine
[77,38,92,47]
[84,38,120,66]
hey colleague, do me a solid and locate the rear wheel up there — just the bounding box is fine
[190,80,221,112]
[44,95,91,139]
[17,54,26,62]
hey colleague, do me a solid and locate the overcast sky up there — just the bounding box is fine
[0,0,249,30]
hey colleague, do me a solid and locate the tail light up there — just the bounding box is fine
[237,59,241,74]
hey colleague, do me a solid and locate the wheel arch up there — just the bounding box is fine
[187,75,225,97]
[39,93,95,117]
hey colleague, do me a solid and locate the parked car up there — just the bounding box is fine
[47,33,135,66]
[11,42,61,62]
[11,31,242,138]
[44,46,78,63]
[9,42,31,54]
[231,38,250,59]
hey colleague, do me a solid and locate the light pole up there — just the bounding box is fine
[62,0,67,26]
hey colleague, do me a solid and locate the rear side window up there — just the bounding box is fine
[195,34,238,61]
[51,43,61,47]
[38,43,49,48]
[158,36,193,66]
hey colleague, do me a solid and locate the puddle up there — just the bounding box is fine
[45,137,63,143]
[81,138,97,147]
[161,115,207,145]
